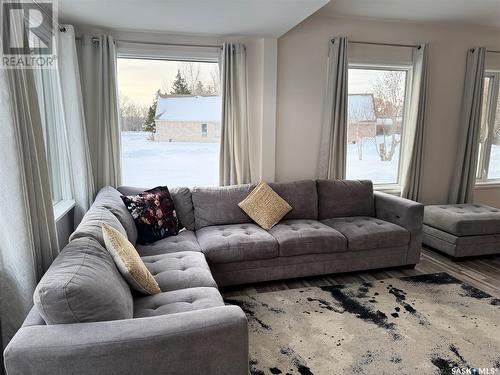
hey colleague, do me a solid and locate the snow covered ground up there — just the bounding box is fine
[488,144,500,179]
[346,137,401,184]
[121,131,500,188]
[121,132,219,187]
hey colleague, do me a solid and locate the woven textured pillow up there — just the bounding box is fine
[102,223,160,295]
[238,182,292,230]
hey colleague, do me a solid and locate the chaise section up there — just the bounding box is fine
[423,204,500,257]
[134,287,224,318]
[136,230,201,256]
[424,204,500,236]
[196,224,278,263]
[4,306,249,375]
[142,251,217,291]
[321,217,409,251]
[269,219,346,256]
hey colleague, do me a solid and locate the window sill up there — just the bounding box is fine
[475,181,500,189]
[53,199,75,222]
[374,184,401,196]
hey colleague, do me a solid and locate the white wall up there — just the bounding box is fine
[275,15,500,206]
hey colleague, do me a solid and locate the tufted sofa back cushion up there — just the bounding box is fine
[34,237,133,324]
[93,186,138,244]
[118,186,195,231]
[70,206,128,247]
[269,180,318,220]
[191,184,256,230]
[317,179,375,220]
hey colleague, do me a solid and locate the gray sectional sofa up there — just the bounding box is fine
[4,179,424,375]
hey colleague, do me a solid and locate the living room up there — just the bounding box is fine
[0,0,499,374]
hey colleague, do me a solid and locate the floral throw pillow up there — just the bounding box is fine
[121,186,179,244]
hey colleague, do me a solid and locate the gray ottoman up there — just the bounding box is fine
[423,204,500,258]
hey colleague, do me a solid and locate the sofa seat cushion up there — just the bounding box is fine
[133,287,224,318]
[269,219,347,256]
[196,224,278,263]
[141,252,217,292]
[424,204,500,236]
[136,230,201,256]
[321,217,410,251]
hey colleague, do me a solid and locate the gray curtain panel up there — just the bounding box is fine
[401,44,429,202]
[0,65,59,346]
[219,43,252,186]
[78,34,122,191]
[58,26,95,224]
[318,37,349,180]
[449,48,486,204]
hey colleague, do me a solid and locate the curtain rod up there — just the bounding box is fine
[346,40,421,49]
[73,36,221,49]
[486,49,500,54]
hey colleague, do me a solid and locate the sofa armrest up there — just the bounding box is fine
[4,306,248,375]
[374,191,424,264]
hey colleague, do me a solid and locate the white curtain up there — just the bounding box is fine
[219,43,251,185]
[401,44,429,201]
[0,62,59,347]
[318,37,349,179]
[449,48,486,204]
[58,26,95,223]
[78,34,122,191]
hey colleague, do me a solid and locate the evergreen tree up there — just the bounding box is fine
[143,91,160,133]
[170,70,191,95]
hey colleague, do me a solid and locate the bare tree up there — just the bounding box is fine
[373,71,406,161]
[181,62,201,94]
[119,94,148,132]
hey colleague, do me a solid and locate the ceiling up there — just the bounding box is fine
[58,0,329,37]
[318,0,500,28]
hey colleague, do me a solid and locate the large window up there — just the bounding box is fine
[346,66,410,185]
[33,66,72,206]
[477,71,500,182]
[117,58,221,187]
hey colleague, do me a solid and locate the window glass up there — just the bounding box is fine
[478,73,500,182]
[117,58,221,187]
[346,67,409,185]
[33,66,72,204]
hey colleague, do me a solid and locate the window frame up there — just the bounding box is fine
[476,70,500,184]
[116,47,221,188]
[347,63,413,190]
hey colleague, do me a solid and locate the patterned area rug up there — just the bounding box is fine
[225,273,500,375]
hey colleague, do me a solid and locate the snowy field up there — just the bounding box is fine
[488,144,500,179]
[122,132,500,188]
[121,132,219,187]
[346,137,401,184]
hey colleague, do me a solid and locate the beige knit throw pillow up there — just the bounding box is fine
[102,223,160,294]
[239,182,292,230]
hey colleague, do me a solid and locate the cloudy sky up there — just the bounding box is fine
[117,58,218,107]
[117,58,404,107]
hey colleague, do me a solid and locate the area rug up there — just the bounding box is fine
[225,273,500,375]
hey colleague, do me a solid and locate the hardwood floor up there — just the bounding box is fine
[221,246,500,298]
